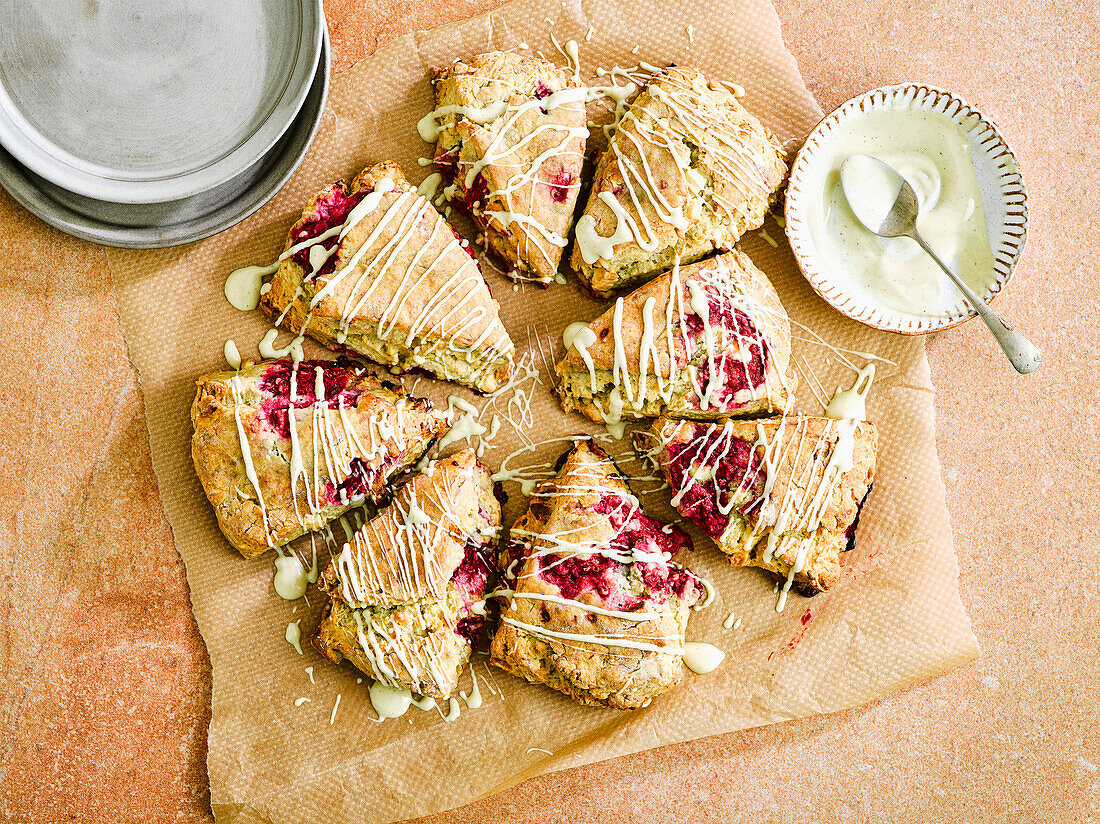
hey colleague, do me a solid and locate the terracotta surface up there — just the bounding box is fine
[0,0,1096,821]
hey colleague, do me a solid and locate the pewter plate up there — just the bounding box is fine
[784,84,1028,335]
[0,0,323,204]
[0,33,330,248]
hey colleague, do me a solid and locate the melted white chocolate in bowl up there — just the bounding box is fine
[805,106,995,319]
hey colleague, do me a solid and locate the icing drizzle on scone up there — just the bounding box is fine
[254,162,516,395]
[489,439,720,710]
[313,449,500,704]
[428,52,590,285]
[190,358,450,573]
[647,398,877,611]
[556,251,797,431]
[571,65,788,296]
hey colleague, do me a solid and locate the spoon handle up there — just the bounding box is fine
[910,232,1042,375]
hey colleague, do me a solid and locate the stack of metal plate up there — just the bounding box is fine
[0,0,329,247]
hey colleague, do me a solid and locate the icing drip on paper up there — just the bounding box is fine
[459,672,483,709]
[224,340,242,370]
[285,620,304,655]
[826,364,876,422]
[224,262,279,311]
[681,641,724,674]
[273,553,309,600]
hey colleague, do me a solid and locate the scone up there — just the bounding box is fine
[490,438,706,709]
[571,66,788,298]
[429,51,588,285]
[312,448,501,699]
[191,358,450,559]
[260,161,516,394]
[647,415,876,602]
[555,251,796,425]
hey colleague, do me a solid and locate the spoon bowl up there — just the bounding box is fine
[839,154,1041,375]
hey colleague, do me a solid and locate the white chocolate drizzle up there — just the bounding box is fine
[285,620,304,655]
[564,254,791,425]
[223,340,242,370]
[574,67,779,265]
[427,74,589,284]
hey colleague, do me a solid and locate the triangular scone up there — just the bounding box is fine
[430,51,588,285]
[312,449,501,699]
[490,439,707,710]
[191,358,451,559]
[556,251,796,426]
[260,161,516,394]
[648,416,876,603]
[571,67,788,298]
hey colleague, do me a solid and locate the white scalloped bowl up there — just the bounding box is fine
[784,84,1028,335]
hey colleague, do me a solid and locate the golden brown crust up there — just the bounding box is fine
[311,449,500,698]
[555,251,797,422]
[571,67,788,298]
[490,439,702,709]
[432,52,587,284]
[190,358,450,558]
[260,161,516,393]
[651,415,877,595]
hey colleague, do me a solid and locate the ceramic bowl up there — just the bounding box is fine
[784,84,1028,334]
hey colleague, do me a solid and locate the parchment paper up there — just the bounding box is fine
[107,0,979,821]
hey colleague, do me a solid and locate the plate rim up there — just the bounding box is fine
[0,0,324,205]
[0,29,330,249]
[783,83,1029,336]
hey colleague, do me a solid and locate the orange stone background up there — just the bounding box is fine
[1,0,1096,821]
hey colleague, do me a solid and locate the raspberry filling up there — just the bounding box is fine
[465,173,490,216]
[435,147,459,184]
[664,427,763,539]
[452,535,495,643]
[435,146,490,217]
[323,456,398,506]
[258,360,363,439]
[685,300,769,407]
[844,484,873,551]
[289,185,371,281]
[533,80,554,100]
[547,170,574,204]
[537,493,701,611]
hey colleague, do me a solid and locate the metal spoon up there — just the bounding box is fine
[840,154,1040,375]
